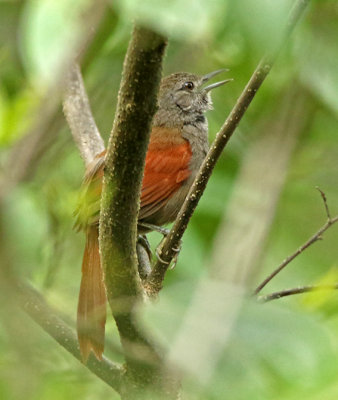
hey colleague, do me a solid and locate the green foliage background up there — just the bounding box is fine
[0,0,337,399]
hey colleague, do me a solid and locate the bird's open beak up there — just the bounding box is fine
[202,69,233,92]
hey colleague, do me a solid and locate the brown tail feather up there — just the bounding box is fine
[77,226,107,363]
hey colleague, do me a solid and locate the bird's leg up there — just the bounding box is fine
[137,235,152,279]
[138,222,182,268]
[137,234,152,259]
[138,222,170,236]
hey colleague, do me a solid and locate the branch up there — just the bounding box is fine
[18,281,123,393]
[63,63,105,167]
[146,0,311,294]
[254,190,338,295]
[99,25,168,371]
[209,87,309,284]
[257,283,338,302]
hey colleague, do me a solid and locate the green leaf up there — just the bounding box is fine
[113,0,228,40]
[20,0,89,85]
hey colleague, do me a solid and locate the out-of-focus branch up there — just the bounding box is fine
[146,0,311,294]
[258,284,338,302]
[18,281,123,393]
[0,208,123,394]
[254,190,338,295]
[63,63,105,167]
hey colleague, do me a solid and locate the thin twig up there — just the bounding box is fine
[316,186,331,220]
[258,283,338,302]
[254,190,338,295]
[146,0,311,294]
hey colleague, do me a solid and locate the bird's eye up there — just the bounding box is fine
[183,81,194,90]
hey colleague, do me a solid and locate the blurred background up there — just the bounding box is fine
[0,0,337,399]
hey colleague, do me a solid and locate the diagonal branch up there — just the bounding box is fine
[146,0,311,294]
[17,280,123,393]
[254,190,338,295]
[257,283,338,302]
[63,63,105,167]
[99,25,168,373]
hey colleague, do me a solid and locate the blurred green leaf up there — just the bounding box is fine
[113,0,228,40]
[0,87,39,146]
[20,0,89,85]
[296,27,338,115]
[1,0,338,399]
[234,0,292,52]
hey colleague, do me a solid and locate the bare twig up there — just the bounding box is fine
[18,280,124,393]
[63,63,105,167]
[258,283,338,302]
[254,190,338,295]
[146,0,311,294]
[316,186,331,220]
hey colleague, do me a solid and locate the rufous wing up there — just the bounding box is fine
[139,140,192,219]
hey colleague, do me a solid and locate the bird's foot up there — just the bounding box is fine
[155,236,182,270]
[138,222,182,269]
[138,222,170,236]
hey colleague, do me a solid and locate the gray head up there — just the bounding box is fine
[153,69,231,127]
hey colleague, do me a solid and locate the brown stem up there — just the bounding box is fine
[258,283,338,302]
[146,0,311,295]
[254,190,338,295]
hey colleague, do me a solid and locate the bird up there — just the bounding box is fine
[74,69,231,362]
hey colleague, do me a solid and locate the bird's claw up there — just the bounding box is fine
[155,247,170,265]
[155,238,182,270]
[138,222,170,236]
[138,222,182,269]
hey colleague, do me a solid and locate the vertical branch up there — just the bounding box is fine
[99,25,168,375]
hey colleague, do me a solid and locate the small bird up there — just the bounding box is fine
[75,69,231,362]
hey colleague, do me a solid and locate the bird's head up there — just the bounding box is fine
[158,69,232,115]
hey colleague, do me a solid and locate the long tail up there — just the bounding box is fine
[77,226,106,363]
